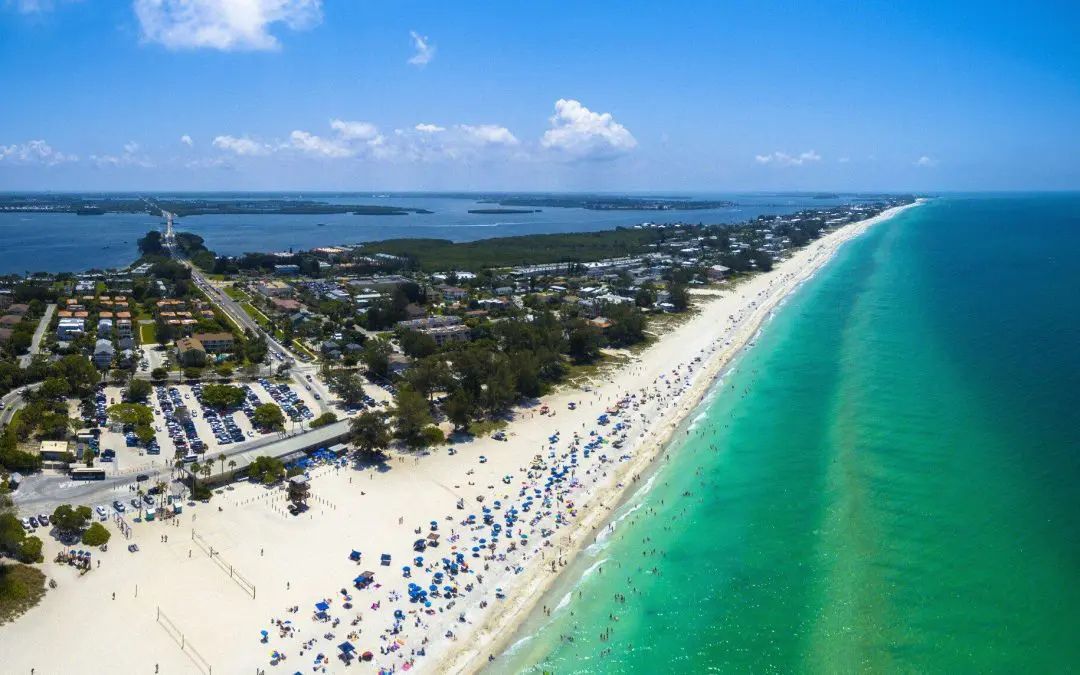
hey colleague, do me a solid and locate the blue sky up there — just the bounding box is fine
[1,0,1078,191]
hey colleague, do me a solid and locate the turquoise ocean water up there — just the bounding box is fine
[494,195,1080,673]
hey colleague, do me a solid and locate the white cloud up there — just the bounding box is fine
[754,150,822,166]
[180,134,194,146]
[212,135,272,156]
[90,141,154,168]
[837,156,850,163]
[209,117,523,165]
[407,30,435,66]
[458,124,518,146]
[915,155,938,167]
[540,99,637,160]
[329,119,380,141]
[0,139,78,165]
[134,0,323,51]
[288,129,353,158]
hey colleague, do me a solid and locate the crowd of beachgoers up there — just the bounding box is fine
[0,203,920,675]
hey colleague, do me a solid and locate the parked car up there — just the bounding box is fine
[38,513,49,526]
[28,516,39,528]
[112,500,125,513]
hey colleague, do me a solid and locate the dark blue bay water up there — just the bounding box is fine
[494,194,1080,673]
[0,193,860,274]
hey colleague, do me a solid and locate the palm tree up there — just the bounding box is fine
[189,462,201,495]
[217,453,226,475]
[228,459,237,474]
[200,463,211,484]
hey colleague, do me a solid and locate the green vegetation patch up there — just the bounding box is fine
[0,563,47,626]
[357,228,665,272]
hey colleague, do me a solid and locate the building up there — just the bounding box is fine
[38,440,71,464]
[270,297,304,313]
[116,319,133,338]
[439,286,468,303]
[424,324,472,346]
[0,291,12,310]
[706,264,731,281]
[0,315,21,327]
[397,315,462,331]
[92,339,115,369]
[255,280,293,297]
[0,328,11,344]
[97,318,113,337]
[191,332,234,353]
[57,317,85,340]
[176,337,207,366]
[274,264,300,276]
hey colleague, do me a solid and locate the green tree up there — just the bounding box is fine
[567,321,603,364]
[51,504,92,535]
[391,386,432,448]
[81,522,111,546]
[248,456,286,485]
[404,356,451,401]
[150,367,168,381]
[18,536,43,563]
[397,329,437,358]
[189,462,201,494]
[200,384,245,409]
[361,338,393,379]
[444,389,473,432]
[420,425,445,447]
[669,283,691,312]
[309,411,338,428]
[125,378,152,402]
[325,368,366,406]
[38,377,71,402]
[252,403,285,431]
[0,513,27,558]
[350,411,390,457]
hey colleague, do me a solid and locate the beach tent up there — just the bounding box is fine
[349,550,361,562]
[315,601,330,612]
[338,641,355,654]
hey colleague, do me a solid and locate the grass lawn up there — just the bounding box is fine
[139,322,157,344]
[291,339,318,360]
[0,563,47,626]
[223,285,247,301]
[466,417,508,437]
[239,302,271,329]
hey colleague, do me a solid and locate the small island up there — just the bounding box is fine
[467,208,541,214]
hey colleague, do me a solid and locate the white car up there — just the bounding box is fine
[95,505,107,519]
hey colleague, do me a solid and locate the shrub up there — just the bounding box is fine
[309,412,338,429]
[420,425,445,447]
[18,536,43,564]
[81,522,111,547]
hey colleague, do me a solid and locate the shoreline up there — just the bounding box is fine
[439,199,925,674]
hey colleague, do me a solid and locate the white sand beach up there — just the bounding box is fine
[0,201,920,675]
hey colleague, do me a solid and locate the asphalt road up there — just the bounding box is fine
[18,303,56,367]
[0,381,43,426]
[12,419,351,514]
